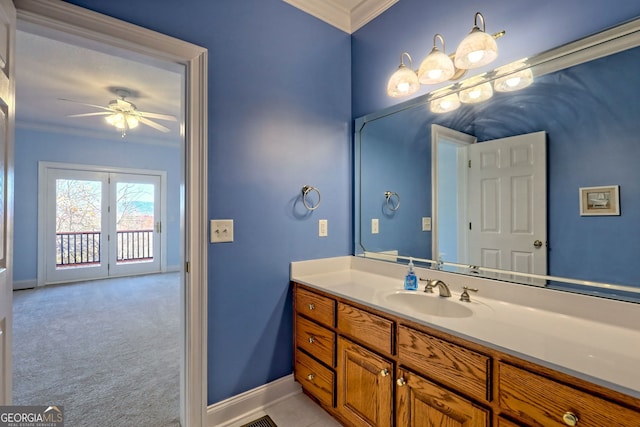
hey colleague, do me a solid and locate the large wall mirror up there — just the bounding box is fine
[354,17,640,302]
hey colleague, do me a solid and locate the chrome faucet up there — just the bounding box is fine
[420,278,452,297]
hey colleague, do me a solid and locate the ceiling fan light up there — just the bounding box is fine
[459,81,493,103]
[387,52,420,98]
[454,13,498,69]
[126,114,139,129]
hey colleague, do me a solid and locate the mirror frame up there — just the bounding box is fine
[354,17,640,300]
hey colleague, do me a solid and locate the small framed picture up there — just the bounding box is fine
[579,185,620,216]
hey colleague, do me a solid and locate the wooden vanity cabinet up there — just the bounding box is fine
[337,336,394,427]
[396,368,489,427]
[293,283,640,427]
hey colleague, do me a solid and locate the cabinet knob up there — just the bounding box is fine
[562,412,578,426]
[308,303,315,310]
[308,336,315,344]
[396,377,406,386]
[380,369,389,377]
[307,373,315,381]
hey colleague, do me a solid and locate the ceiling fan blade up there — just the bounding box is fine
[138,111,178,121]
[138,116,171,133]
[58,98,113,112]
[67,112,112,118]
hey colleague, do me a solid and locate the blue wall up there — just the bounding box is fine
[60,0,352,404]
[352,0,640,117]
[14,128,182,283]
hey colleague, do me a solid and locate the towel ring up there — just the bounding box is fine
[302,185,321,211]
[384,191,400,211]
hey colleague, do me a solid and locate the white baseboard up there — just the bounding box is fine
[13,279,37,290]
[207,374,301,427]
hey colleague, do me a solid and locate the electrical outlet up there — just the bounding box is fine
[422,217,432,231]
[319,219,328,237]
[372,218,379,234]
[210,219,234,243]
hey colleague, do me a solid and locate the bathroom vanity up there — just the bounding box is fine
[291,256,640,427]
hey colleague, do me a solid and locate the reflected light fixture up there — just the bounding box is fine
[430,93,461,113]
[494,62,534,92]
[387,52,420,98]
[454,12,498,69]
[418,34,455,84]
[459,80,493,104]
[105,106,140,137]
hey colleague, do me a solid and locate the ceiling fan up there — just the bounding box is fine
[60,88,177,137]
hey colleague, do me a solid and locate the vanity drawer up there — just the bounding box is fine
[398,325,490,402]
[296,314,335,367]
[296,287,335,327]
[337,302,393,355]
[498,362,640,426]
[295,349,334,408]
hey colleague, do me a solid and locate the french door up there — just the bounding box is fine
[41,164,164,285]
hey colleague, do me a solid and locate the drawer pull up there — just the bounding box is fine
[307,373,315,381]
[396,377,406,386]
[308,336,315,344]
[562,412,578,426]
[308,303,315,310]
[380,369,389,377]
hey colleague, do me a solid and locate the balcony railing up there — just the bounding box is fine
[56,230,154,267]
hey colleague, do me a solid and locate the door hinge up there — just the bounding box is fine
[107,234,110,241]
[156,221,162,233]
[185,261,190,273]
[468,159,471,168]
[469,222,472,230]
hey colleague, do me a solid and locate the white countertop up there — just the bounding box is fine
[290,256,640,399]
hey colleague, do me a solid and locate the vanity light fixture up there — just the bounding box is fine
[430,93,461,113]
[459,79,493,104]
[454,12,498,69]
[493,61,534,92]
[418,34,455,84]
[387,52,420,98]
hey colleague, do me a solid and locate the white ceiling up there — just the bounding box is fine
[283,0,398,33]
[16,23,184,145]
[15,1,394,145]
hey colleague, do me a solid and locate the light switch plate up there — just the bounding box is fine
[210,219,234,243]
[422,217,432,231]
[372,218,379,234]
[319,219,328,237]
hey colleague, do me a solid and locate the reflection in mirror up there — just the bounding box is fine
[354,18,640,302]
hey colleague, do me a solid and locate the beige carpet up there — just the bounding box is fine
[12,273,181,427]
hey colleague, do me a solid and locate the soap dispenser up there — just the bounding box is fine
[404,258,418,291]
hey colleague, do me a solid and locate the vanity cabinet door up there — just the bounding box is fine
[396,368,489,427]
[337,336,393,427]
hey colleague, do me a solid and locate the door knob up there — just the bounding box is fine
[533,239,543,248]
[396,378,406,386]
[380,369,389,377]
[562,411,578,426]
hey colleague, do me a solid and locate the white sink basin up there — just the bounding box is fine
[384,291,473,318]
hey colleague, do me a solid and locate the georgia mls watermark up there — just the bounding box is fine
[0,406,63,427]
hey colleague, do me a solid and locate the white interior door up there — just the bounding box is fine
[0,0,14,405]
[467,131,547,276]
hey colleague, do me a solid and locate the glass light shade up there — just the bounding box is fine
[106,112,124,127]
[494,68,534,92]
[418,49,455,84]
[454,29,498,69]
[430,93,461,113]
[459,81,493,103]
[387,64,420,98]
[126,115,140,129]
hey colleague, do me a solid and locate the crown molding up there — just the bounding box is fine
[283,0,398,34]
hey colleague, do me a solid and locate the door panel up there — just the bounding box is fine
[0,0,14,405]
[468,131,547,279]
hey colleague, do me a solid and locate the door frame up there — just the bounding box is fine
[37,162,168,285]
[15,1,208,426]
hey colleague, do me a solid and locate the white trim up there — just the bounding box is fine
[12,279,36,290]
[282,0,397,33]
[207,375,301,427]
[15,1,208,425]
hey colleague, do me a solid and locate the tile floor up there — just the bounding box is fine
[226,392,343,427]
